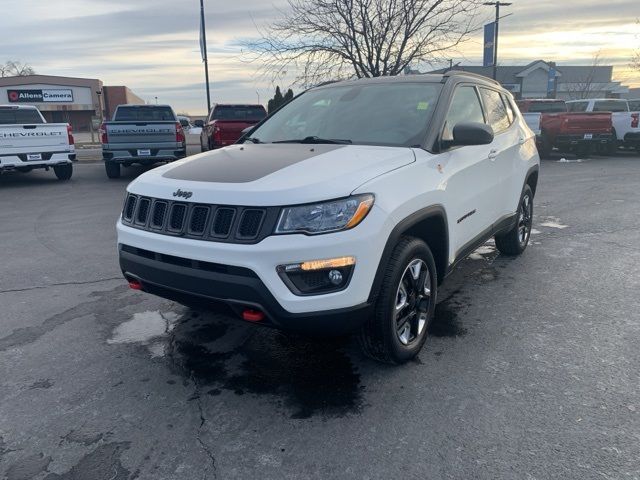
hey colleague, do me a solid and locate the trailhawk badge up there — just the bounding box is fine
[172,189,193,199]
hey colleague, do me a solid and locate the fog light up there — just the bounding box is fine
[277,257,356,295]
[328,269,343,285]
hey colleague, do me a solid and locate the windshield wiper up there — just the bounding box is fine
[272,136,352,144]
[244,136,262,144]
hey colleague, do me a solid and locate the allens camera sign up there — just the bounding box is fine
[7,89,74,103]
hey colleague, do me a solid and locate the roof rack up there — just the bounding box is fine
[442,70,500,85]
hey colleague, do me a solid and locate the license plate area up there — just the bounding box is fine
[583,134,593,140]
[137,149,151,156]
[26,153,43,161]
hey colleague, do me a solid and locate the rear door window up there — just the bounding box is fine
[479,88,510,133]
[0,108,44,124]
[501,93,516,123]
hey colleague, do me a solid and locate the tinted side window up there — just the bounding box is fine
[480,88,510,133]
[567,102,588,112]
[442,86,484,142]
[593,100,628,113]
[501,93,516,123]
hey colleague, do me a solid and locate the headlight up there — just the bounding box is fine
[275,194,374,235]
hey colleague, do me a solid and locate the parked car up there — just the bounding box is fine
[117,72,539,364]
[101,104,186,179]
[566,99,640,151]
[517,99,612,158]
[200,104,267,151]
[177,115,193,131]
[0,105,74,180]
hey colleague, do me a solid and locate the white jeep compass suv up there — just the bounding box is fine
[117,72,539,364]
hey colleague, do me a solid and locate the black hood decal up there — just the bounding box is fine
[162,144,345,183]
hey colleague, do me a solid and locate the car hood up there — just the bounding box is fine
[128,143,416,205]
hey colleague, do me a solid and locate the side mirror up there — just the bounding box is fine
[194,120,204,128]
[452,122,494,146]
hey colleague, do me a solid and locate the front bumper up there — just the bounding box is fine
[0,151,74,171]
[116,204,391,325]
[119,244,372,334]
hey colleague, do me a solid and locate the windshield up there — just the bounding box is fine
[114,106,175,121]
[246,82,442,147]
[0,108,44,124]
[213,106,266,121]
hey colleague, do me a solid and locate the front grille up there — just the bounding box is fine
[237,209,265,239]
[123,196,137,221]
[189,206,209,235]
[169,204,187,231]
[135,198,151,225]
[150,201,167,229]
[212,208,235,237]
[121,194,277,244]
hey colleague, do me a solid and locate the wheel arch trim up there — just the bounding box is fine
[368,205,449,303]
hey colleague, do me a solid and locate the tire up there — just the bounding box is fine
[495,184,534,256]
[105,161,121,179]
[53,163,73,181]
[358,237,437,364]
[200,136,207,153]
[539,133,552,159]
[606,130,618,156]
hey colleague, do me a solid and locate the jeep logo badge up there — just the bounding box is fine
[173,189,193,199]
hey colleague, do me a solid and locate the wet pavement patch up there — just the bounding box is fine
[168,312,363,419]
[42,442,131,480]
[430,292,468,338]
[59,430,105,447]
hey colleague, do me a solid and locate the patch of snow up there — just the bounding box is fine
[108,311,179,345]
[147,342,166,358]
[531,229,541,235]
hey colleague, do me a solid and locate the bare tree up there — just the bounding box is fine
[243,0,483,87]
[0,60,36,77]
[564,53,603,100]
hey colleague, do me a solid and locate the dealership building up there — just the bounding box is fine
[0,75,145,131]
[426,60,630,100]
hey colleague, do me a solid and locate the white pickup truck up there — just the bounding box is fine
[566,99,640,152]
[0,105,75,180]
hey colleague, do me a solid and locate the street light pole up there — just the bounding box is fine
[200,0,211,113]
[484,1,512,80]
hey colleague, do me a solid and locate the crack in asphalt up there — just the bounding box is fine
[0,277,123,295]
[192,374,218,480]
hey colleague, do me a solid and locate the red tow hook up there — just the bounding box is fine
[242,309,265,322]
[128,279,143,290]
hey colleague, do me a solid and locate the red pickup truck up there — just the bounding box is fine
[200,104,267,151]
[517,99,612,158]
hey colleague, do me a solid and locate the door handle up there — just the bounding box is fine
[488,149,498,160]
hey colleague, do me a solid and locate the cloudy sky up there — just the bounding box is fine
[2,0,638,114]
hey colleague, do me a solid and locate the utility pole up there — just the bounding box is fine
[484,1,512,80]
[200,0,211,113]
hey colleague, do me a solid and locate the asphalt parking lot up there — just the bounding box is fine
[1,151,639,480]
